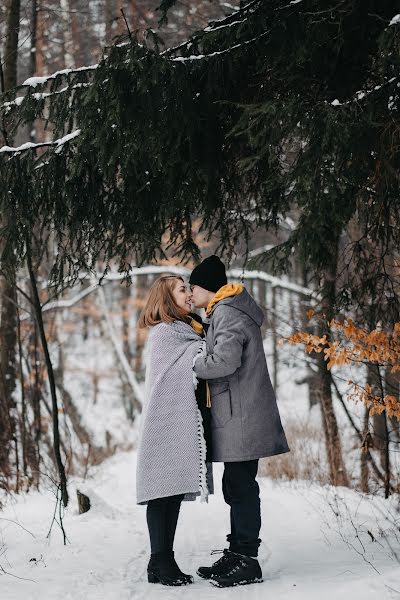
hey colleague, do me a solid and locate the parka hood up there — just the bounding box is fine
[210,288,264,327]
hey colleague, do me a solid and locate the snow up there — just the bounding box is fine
[203,18,247,34]
[170,30,270,62]
[2,274,400,597]
[22,65,98,88]
[54,129,81,152]
[0,130,81,154]
[389,14,400,26]
[1,450,399,599]
[0,142,38,153]
[56,129,81,146]
[2,83,91,114]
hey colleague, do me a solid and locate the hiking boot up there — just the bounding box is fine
[197,549,237,580]
[210,552,263,588]
[147,551,194,586]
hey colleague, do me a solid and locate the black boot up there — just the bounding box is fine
[165,550,194,584]
[197,549,238,580]
[209,552,263,588]
[147,551,193,586]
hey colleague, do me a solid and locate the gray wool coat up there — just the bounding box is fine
[193,288,290,462]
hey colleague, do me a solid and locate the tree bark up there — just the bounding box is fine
[105,0,116,45]
[3,0,21,91]
[134,274,148,374]
[385,366,400,443]
[360,406,370,493]
[271,285,278,391]
[0,0,21,479]
[29,0,38,143]
[316,239,349,487]
[300,264,319,409]
[26,242,69,507]
[121,283,136,420]
[59,0,75,69]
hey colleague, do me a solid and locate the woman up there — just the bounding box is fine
[136,275,213,586]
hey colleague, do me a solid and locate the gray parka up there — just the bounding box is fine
[193,288,290,462]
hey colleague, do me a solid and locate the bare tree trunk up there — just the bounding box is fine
[116,0,125,35]
[70,0,90,67]
[59,0,75,68]
[30,0,38,77]
[36,1,46,77]
[360,406,370,493]
[31,321,42,485]
[369,364,391,498]
[385,366,400,443]
[271,286,278,391]
[121,283,136,420]
[16,305,28,478]
[0,0,21,479]
[300,264,319,409]
[26,242,69,507]
[134,274,148,374]
[3,0,21,91]
[29,0,38,143]
[129,0,138,31]
[105,0,116,45]
[316,239,349,487]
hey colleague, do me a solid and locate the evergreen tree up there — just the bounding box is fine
[0,1,398,319]
[1,0,399,486]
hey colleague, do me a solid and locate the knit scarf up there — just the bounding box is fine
[206,283,244,316]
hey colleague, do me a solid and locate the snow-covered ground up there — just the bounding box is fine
[1,450,399,600]
[3,279,399,598]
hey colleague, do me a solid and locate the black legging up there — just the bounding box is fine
[146,494,184,554]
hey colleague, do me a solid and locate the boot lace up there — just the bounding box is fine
[210,549,236,568]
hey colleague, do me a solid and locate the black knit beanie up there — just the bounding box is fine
[189,255,227,293]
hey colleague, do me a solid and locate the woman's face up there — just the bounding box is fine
[171,279,192,314]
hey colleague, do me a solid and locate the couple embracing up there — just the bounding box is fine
[136,255,289,588]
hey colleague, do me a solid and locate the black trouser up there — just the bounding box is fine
[146,494,184,554]
[222,460,261,557]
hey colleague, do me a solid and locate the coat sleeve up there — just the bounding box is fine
[193,306,245,379]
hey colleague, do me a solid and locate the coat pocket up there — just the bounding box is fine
[210,382,232,428]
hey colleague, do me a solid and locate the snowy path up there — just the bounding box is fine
[2,451,400,600]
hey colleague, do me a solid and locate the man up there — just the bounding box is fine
[190,255,290,588]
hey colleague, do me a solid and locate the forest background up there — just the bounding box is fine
[0,3,399,590]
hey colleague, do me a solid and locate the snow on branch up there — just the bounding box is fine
[330,77,398,108]
[228,268,319,298]
[170,28,271,62]
[21,65,98,89]
[0,129,81,154]
[161,0,260,57]
[85,265,317,297]
[1,83,90,113]
[33,264,316,318]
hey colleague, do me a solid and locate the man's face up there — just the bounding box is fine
[190,284,213,309]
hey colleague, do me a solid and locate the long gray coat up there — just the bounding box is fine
[193,289,290,462]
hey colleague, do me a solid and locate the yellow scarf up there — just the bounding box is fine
[190,317,211,408]
[190,318,204,336]
[205,283,244,316]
